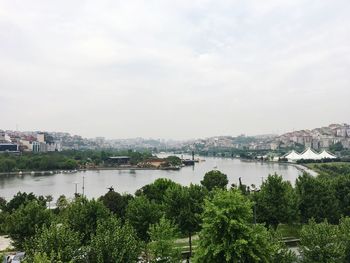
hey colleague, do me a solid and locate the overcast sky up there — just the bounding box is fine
[1,1,349,139]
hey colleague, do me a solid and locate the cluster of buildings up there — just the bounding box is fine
[185,124,350,152]
[277,123,350,150]
[0,130,62,153]
[0,129,184,153]
[1,123,349,154]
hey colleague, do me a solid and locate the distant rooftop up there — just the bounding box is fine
[108,156,130,159]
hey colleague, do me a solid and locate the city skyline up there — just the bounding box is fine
[1,1,350,139]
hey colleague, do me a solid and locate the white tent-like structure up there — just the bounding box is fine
[318,150,337,159]
[283,148,337,162]
[284,150,301,161]
[299,148,321,160]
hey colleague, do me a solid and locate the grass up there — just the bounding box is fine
[306,162,350,177]
[174,235,199,253]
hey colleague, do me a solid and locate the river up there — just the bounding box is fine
[0,156,302,202]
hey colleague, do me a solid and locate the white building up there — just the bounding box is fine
[284,148,337,162]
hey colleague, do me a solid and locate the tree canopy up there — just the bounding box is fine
[200,170,228,191]
[194,189,281,263]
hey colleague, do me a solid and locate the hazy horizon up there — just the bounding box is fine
[1,1,350,139]
[1,121,348,141]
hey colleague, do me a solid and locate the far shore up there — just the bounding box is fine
[0,166,184,176]
[0,157,320,177]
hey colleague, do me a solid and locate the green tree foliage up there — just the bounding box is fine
[0,196,6,211]
[26,252,51,263]
[56,195,69,211]
[194,189,279,263]
[63,197,110,245]
[99,190,133,219]
[334,175,350,217]
[200,170,228,191]
[299,219,345,263]
[135,178,179,204]
[330,141,344,152]
[0,153,79,172]
[310,163,350,177]
[0,150,153,172]
[254,174,298,228]
[125,195,163,241]
[45,195,53,209]
[164,184,206,256]
[3,192,46,213]
[339,217,350,262]
[164,156,182,166]
[296,173,340,223]
[89,216,140,263]
[5,200,52,249]
[147,216,181,263]
[0,158,16,172]
[25,223,81,263]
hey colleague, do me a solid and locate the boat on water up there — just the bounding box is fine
[182,159,195,166]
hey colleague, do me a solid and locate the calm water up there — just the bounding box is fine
[0,156,301,201]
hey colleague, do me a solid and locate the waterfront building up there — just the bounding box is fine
[0,143,19,153]
[32,141,40,153]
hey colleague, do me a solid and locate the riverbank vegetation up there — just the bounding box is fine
[0,150,153,173]
[2,167,350,262]
[306,162,350,177]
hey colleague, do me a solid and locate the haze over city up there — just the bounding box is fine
[1,1,350,139]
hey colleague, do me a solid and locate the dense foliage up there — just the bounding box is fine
[253,174,298,228]
[194,189,291,262]
[2,162,350,262]
[0,150,153,172]
[147,217,181,263]
[0,152,79,172]
[200,170,228,191]
[89,217,140,263]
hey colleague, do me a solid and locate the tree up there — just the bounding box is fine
[164,156,182,166]
[5,200,52,249]
[99,190,133,219]
[135,178,179,204]
[254,174,298,228]
[25,223,81,262]
[125,195,163,241]
[164,184,206,256]
[299,219,345,263]
[296,173,340,223]
[200,170,228,191]
[194,189,278,263]
[0,158,16,172]
[45,195,53,209]
[334,176,350,217]
[0,197,6,211]
[330,141,344,152]
[339,217,350,262]
[147,216,181,263]
[4,192,45,213]
[56,195,69,211]
[89,216,140,263]
[63,197,110,245]
[26,252,51,263]
[63,159,78,170]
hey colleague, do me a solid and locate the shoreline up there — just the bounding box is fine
[0,158,319,177]
[0,166,182,176]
